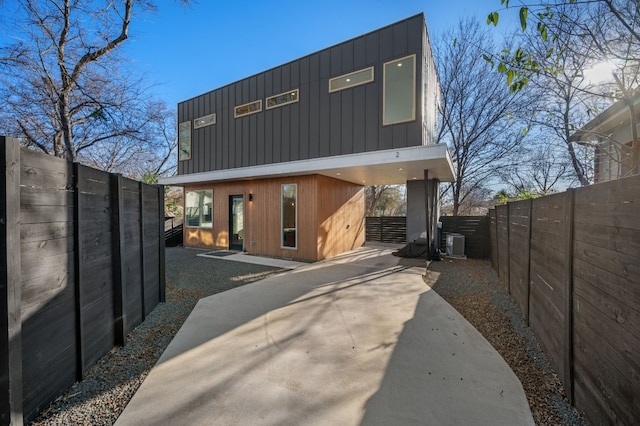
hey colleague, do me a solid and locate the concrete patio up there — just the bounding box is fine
[116,244,534,425]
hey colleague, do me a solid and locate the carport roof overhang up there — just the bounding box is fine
[159,144,455,187]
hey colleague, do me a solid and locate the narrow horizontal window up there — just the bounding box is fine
[194,113,216,129]
[178,121,191,161]
[266,89,299,110]
[234,100,262,118]
[329,66,374,92]
[383,54,416,125]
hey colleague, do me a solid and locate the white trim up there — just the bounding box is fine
[383,54,416,126]
[234,100,262,118]
[266,89,299,110]
[160,145,455,186]
[329,66,374,93]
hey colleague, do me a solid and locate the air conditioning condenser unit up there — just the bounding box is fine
[446,233,465,257]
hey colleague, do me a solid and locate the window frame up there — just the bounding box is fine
[328,66,375,93]
[382,54,417,126]
[234,100,262,118]
[185,189,213,229]
[281,183,298,250]
[266,89,299,110]
[194,113,216,129]
[178,121,191,161]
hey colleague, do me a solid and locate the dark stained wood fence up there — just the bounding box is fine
[488,175,639,426]
[439,216,490,259]
[365,216,407,243]
[1,138,165,424]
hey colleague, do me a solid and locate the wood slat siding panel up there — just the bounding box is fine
[176,14,428,174]
[19,149,77,422]
[76,165,115,372]
[496,205,509,287]
[507,201,531,320]
[573,295,639,426]
[570,176,640,425]
[316,176,365,258]
[122,179,142,335]
[21,222,72,243]
[489,210,498,271]
[142,186,160,317]
[529,192,568,386]
[185,176,364,261]
[365,217,406,243]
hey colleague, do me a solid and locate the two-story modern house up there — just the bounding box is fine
[160,13,455,261]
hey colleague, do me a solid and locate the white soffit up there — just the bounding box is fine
[159,144,455,186]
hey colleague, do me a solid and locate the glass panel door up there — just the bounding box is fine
[229,195,244,251]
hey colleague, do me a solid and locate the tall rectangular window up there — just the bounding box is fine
[185,190,213,228]
[281,184,297,249]
[383,54,416,125]
[178,121,191,160]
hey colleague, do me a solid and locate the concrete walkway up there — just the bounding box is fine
[116,244,534,425]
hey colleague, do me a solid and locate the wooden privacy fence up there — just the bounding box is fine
[489,175,639,426]
[1,137,165,425]
[439,216,490,258]
[365,216,407,243]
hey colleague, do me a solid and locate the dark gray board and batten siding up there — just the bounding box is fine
[178,14,428,175]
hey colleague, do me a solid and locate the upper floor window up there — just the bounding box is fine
[329,66,374,92]
[383,54,416,125]
[234,100,262,118]
[178,121,191,161]
[185,189,213,228]
[194,113,216,129]
[266,89,299,109]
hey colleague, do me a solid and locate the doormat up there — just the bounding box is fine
[201,250,238,257]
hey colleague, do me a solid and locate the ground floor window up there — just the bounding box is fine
[185,189,213,228]
[281,184,297,248]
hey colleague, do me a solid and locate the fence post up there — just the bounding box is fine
[72,162,86,379]
[0,137,23,426]
[563,188,575,404]
[138,182,146,320]
[158,185,166,303]
[110,174,126,346]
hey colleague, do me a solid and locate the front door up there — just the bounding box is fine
[229,195,244,251]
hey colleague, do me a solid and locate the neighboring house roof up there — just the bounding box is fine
[569,92,640,143]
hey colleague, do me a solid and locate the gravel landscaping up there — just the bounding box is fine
[33,247,586,425]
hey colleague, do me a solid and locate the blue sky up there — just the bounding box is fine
[0,0,517,108]
[123,0,515,107]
